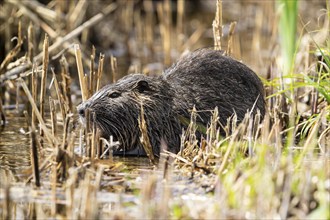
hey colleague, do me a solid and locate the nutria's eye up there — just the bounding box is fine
[108,92,121,98]
[136,80,150,93]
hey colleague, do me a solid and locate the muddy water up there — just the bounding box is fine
[0,113,153,185]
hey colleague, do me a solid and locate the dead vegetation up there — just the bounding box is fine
[0,0,329,219]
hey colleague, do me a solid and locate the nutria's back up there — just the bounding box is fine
[164,49,265,127]
[77,49,265,156]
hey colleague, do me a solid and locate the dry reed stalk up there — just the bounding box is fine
[252,8,263,67]
[75,44,88,101]
[0,21,23,75]
[138,104,155,164]
[85,109,91,157]
[28,202,37,219]
[59,56,72,112]
[91,113,97,160]
[187,107,198,148]
[96,131,102,159]
[99,136,120,160]
[31,65,37,130]
[279,163,293,220]
[27,23,35,117]
[226,22,237,56]
[24,151,52,184]
[108,137,115,160]
[89,46,96,96]
[182,24,205,50]
[80,173,97,219]
[206,107,219,151]
[0,95,5,126]
[68,131,77,159]
[296,111,323,169]
[51,158,57,218]
[217,128,240,175]
[8,0,58,38]
[65,168,77,218]
[96,53,105,92]
[49,97,57,137]
[176,0,185,51]
[94,166,104,191]
[68,0,88,30]
[121,0,134,35]
[19,79,58,147]
[15,81,20,114]
[133,9,143,60]
[29,125,41,187]
[158,183,170,219]
[33,3,117,63]
[311,87,318,116]
[0,63,33,83]
[318,114,329,154]
[110,55,118,83]
[140,174,158,217]
[160,153,170,179]
[164,0,172,65]
[23,0,57,21]
[286,91,298,149]
[144,0,155,55]
[40,34,49,138]
[157,0,172,66]
[247,114,254,157]
[51,69,66,120]
[3,4,12,54]
[99,138,104,159]
[62,115,71,150]
[253,112,261,140]
[213,0,223,51]
[268,133,284,161]
[79,129,84,157]
[27,22,34,62]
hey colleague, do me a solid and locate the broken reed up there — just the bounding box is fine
[212,0,237,56]
[59,56,73,112]
[75,44,105,100]
[138,103,156,164]
[21,74,79,185]
[110,55,118,83]
[75,44,88,101]
[29,122,41,187]
[74,44,111,159]
[15,35,87,188]
[213,0,223,50]
[39,34,49,141]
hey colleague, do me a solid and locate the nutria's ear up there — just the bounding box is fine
[136,80,150,93]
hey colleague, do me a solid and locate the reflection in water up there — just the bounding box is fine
[113,156,154,170]
[0,115,31,171]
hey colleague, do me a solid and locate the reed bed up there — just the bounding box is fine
[0,0,329,219]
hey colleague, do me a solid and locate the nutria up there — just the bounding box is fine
[77,49,265,156]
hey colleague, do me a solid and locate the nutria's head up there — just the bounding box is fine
[77,74,181,156]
